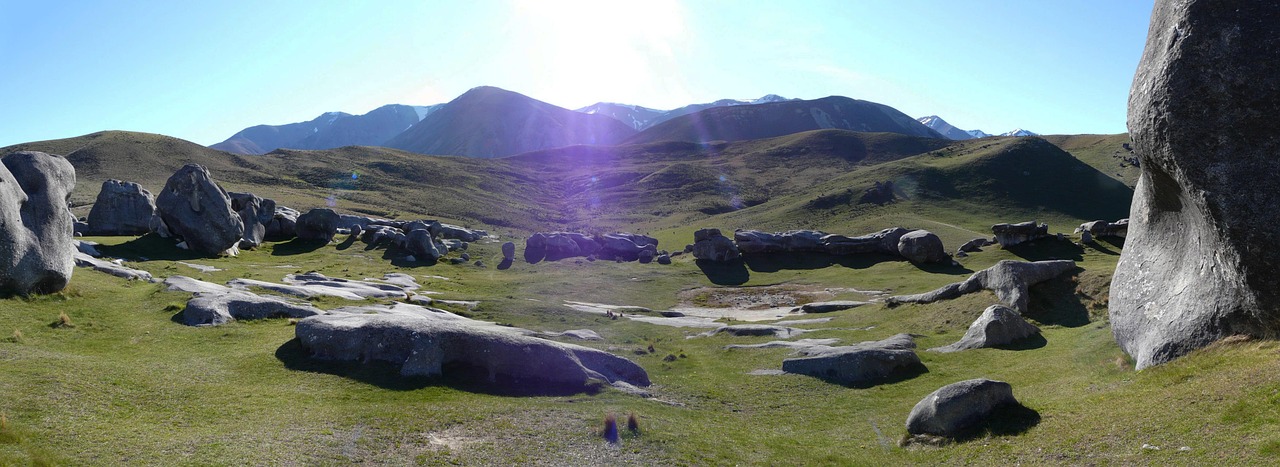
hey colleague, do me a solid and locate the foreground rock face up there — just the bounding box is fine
[929,305,1041,353]
[906,379,1019,437]
[1113,1,1280,370]
[296,303,650,392]
[86,179,157,236]
[781,334,923,387]
[154,164,244,256]
[888,260,1076,313]
[0,151,77,295]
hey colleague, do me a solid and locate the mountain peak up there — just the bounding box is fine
[916,115,974,140]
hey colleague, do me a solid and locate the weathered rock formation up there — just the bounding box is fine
[691,228,740,262]
[154,164,244,256]
[991,221,1050,247]
[734,228,912,257]
[792,301,870,313]
[85,179,156,236]
[781,334,923,387]
[264,206,300,240]
[887,260,1076,313]
[501,241,515,261]
[73,252,154,282]
[229,192,275,249]
[181,290,322,327]
[929,305,1041,353]
[523,231,656,262]
[906,379,1021,438]
[296,303,651,392]
[0,151,77,295]
[1112,0,1280,370]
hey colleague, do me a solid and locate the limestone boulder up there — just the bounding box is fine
[820,227,909,256]
[1112,0,1280,369]
[598,232,657,261]
[0,151,77,295]
[295,208,341,243]
[897,230,948,264]
[906,379,1020,438]
[501,241,515,261]
[406,228,444,261]
[85,179,156,236]
[182,290,322,327]
[296,303,650,392]
[929,305,1041,353]
[229,192,274,249]
[991,221,1050,247]
[781,334,922,387]
[154,164,243,256]
[691,228,740,262]
[888,260,1076,313]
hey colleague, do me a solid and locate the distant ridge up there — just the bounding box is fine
[626,96,944,145]
[384,86,637,158]
[211,104,441,155]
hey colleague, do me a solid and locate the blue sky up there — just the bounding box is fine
[0,0,1154,147]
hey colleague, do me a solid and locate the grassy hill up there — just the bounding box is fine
[1041,133,1139,188]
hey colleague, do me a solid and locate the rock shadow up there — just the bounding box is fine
[801,362,929,389]
[1024,272,1090,328]
[334,234,359,251]
[912,261,974,276]
[1085,241,1120,256]
[992,334,1048,351]
[497,258,513,270]
[741,252,900,273]
[274,338,607,396]
[696,259,750,285]
[96,233,214,261]
[1003,240,1084,262]
[271,238,329,256]
[950,403,1042,443]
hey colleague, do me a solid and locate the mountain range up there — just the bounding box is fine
[210,87,950,158]
[915,115,1035,140]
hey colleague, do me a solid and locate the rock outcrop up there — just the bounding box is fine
[264,206,300,240]
[1112,0,1280,370]
[897,230,948,264]
[887,260,1076,313]
[501,241,515,261]
[1076,219,1128,239]
[691,228,740,262]
[906,379,1021,438]
[296,303,650,392]
[991,221,1050,247]
[181,290,322,326]
[85,179,156,236]
[929,305,1041,353]
[73,252,154,282]
[781,334,923,387]
[523,231,656,262]
[0,151,77,295]
[734,228,911,257]
[154,164,244,256]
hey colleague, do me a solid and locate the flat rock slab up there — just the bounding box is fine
[296,303,650,393]
[726,338,841,350]
[164,275,232,294]
[772,317,835,326]
[793,301,871,313]
[782,334,923,387]
[181,290,322,326]
[906,378,1021,438]
[701,324,807,338]
[229,272,409,300]
[888,260,1076,313]
[72,252,155,282]
[536,329,604,341]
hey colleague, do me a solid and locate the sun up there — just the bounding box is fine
[511,0,690,108]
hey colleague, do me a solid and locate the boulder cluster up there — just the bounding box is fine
[691,227,951,265]
[991,221,1051,248]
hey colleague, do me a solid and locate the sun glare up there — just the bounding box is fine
[513,0,689,107]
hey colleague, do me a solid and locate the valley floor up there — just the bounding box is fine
[2,233,1277,465]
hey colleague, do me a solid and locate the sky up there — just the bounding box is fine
[0,0,1155,148]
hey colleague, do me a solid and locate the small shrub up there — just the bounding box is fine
[627,413,640,435]
[51,312,75,329]
[6,329,22,344]
[601,414,619,444]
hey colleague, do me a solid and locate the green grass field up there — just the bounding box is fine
[2,231,1278,465]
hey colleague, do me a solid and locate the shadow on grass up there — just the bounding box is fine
[696,259,749,285]
[951,403,1042,442]
[96,233,212,261]
[271,238,329,256]
[1085,241,1120,256]
[793,362,929,389]
[497,258,513,270]
[274,338,608,396]
[741,252,901,273]
[1003,239,1084,262]
[912,261,974,276]
[334,234,359,251]
[992,333,1048,351]
[1025,271,1090,327]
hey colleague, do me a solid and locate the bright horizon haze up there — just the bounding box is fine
[0,0,1154,148]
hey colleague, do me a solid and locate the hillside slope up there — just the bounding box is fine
[211,104,441,155]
